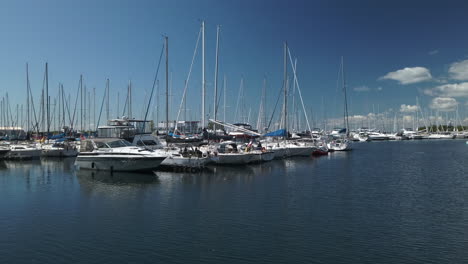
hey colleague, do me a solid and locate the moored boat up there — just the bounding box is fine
[75,138,166,172]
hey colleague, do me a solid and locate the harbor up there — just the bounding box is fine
[1,139,467,263]
[2,1,468,263]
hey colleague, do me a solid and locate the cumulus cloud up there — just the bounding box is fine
[353,86,370,92]
[376,86,383,91]
[449,60,468,80]
[402,115,413,123]
[428,50,439,55]
[429,97,458,111]
[424,82,468,97]
[380,67,432,84]
[400,104,419,113]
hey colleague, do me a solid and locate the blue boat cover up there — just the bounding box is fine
[48,133,65,139]
[263,129,287,137]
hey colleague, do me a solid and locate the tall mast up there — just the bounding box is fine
[342,56,350,136]
[165,36,169,134]
[93,87,96,131]
[283,42,287,133]
[156,80,159,130]
[213,25,220,127]
[201,20,206,129]
[106,78,110,121]
[80,74,83,132]
[26,63,30,134]
[46,63,49,136]
[223,75,226,123]
[129,80,133,118]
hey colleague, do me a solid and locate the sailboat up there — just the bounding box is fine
[327,57,351,151]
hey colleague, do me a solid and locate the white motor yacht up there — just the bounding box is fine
[75,138,166,172]
[5,144,42,159]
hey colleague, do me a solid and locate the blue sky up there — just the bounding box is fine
[1,0,468,129]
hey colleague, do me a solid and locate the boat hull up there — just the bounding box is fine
[42,148,78,157]
[75,155,165,172]
[5,149,42,160]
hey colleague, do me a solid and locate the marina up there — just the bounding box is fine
[1,140,467,263]
[1,1,468,263]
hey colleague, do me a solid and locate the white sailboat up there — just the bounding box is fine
[328,57,351,151]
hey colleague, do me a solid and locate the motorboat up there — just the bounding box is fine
[210,141,255,165]
[5,144,42,159]
[367,132,390,141]
[427,133,455,139]
[75,138,166,172]
[0,145,10,159]
[327,138,351,151]
[41,141,79,157]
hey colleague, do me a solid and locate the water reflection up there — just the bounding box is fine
[76,169,160,185]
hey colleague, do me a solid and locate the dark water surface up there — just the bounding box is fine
[1,140,468,263]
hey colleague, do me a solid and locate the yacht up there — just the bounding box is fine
[327,138,351,151]
[41,140,79,157]
[75,138,166,172]
[5,144,42,159]
[210,141,256,165]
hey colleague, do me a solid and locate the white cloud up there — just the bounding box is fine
[429,97,458,111]
[400,104,419,113]
[449,60,468,80]
[402,115,413,123]
[424,82,468,97]
[353,86,370,92]
[380,67,432,84]
[428,50,439,55]
[376,86,383,91]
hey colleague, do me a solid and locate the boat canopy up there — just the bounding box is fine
[263,129,286,137]
[48,133,65,139]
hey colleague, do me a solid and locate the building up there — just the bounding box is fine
[156,121,200,134]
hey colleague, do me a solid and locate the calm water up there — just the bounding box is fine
[1,140,468,263]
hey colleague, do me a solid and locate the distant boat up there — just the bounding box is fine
[5,144,41,160]
[327,138,350,151]
[41,140,78,157]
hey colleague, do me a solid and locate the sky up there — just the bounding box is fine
[1,0,468,130]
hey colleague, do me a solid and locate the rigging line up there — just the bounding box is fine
[287,47,312,133]
[174,27,202,132]
[28,75,40,135]
[142,39,165,132]
[266,81,285,131]
[95,86,107,131]
[70,77,81,130]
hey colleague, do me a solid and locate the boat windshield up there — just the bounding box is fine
[106,139,132,148]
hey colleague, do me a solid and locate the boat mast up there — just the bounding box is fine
[213,25,220,130]
[165,36,169,135]
[201,20,206,130]
[223,75,226,123]
[46,62,50,137]
[80,74,83,132]
[283,42,287,133]
[106,78,110,122]
[342,56,350,136]
[26,63,30,134]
